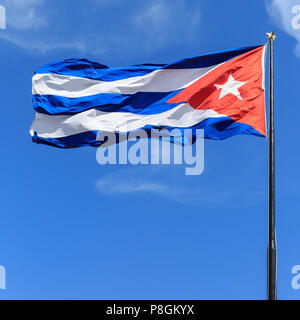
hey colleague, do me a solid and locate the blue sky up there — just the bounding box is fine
[0,0,299,300]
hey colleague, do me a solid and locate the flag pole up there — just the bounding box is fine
[266,31,277,300]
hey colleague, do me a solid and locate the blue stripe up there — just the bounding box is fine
[33,45,264,116]
[35,60,166,81]
[164,45,262,69]
[31,117,265,149]
[33,90,182,115]
[34,45,262,82]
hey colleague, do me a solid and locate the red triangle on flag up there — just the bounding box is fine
[168,46,266,136]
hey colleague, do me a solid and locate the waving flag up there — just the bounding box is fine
[30,45,266,148]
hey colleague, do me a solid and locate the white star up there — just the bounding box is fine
[214,74,247,100]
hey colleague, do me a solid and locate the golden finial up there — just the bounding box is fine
[266,32,276,40]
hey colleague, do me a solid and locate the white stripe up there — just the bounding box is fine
[30,104,226,139]
[32,65,219,98]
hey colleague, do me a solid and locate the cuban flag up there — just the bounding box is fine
[30,45,266,148]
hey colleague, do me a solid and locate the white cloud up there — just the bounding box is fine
[1,0,47,30]
[92,0,124,7]
[97,179,170,194]
[134,0,201,52]
[0,0,201,56]
[95,166,265,208]
[0,0,87,54]
[266,0,300,57]
[0,33,86,54]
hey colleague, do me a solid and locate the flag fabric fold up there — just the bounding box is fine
[30,45,266,148]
